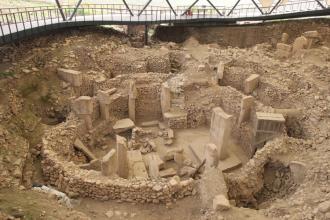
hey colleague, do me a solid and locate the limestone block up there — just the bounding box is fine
[57,68,82,87]
[72,96,93,115]
[101,149,117,176]
[244,74,260,94]
[273,108,302,117]
[217,62,225,80]
[253,112,286,151]
[303,31,319,39]
[292,36,308,54]
[213,194,231,211]
[148,158,160,179]
[79,159,101,171]
[128,97,136,122]
[113,118,135,133]
[281,33,289,43]
[302,31,320,49]
[81,114,93,130]
[238,96,255,124]
[116,135,129,178]
[128,81,137,122]
[99,103,110,121]
[210,107,233,160]
[97,88,117,104]
[159,168,177,178]
[128,80,138,99]
[143,152,165,170]
[169,176,180,188]
[164,147,183,161]
[161,82,171,115]
[141,120,159,127]
[74,138,96,160]
[289,161,306,184]
[167,129,174,139]
[127,150,148,179]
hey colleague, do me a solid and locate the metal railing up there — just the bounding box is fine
[0,0,329,44]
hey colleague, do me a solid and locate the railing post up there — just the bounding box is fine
[42,10,46,31]
[144,24,148,45]
[20,12,26,36]
[5,14,13,42]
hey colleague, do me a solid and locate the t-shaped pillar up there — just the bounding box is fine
[72,96,93,130]
[210,107,233,160]
[97,88,117,121]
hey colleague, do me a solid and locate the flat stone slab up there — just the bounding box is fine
[143,152,165,170]
[141,120,159,127]
[217,152,242,172]
[127,150,148,179]
[164,111,187,119]
[159,168,177,178]
[113,118,135,133]
[74,138,97,160]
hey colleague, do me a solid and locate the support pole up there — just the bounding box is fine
[55,0,66,21]
[166,0,177,16]
[122,0,134,16]
[68,0,83,20]
[251,0,264,15]
[138,0,152,16]
[206,0,223,16]
[314,0,326,9]
[227,0,241,16]
[182,0,199,16]
[144,25,148,45]
[269,0,282,14]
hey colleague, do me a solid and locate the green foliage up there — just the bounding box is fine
[0,71,15,79]
[19,82,39,97]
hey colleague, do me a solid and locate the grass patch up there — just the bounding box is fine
[19,82,39,97]
[0,71,15,79]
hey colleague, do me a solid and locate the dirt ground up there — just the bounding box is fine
[0,18,330,220]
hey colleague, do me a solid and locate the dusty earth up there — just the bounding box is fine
[0,18,329,220]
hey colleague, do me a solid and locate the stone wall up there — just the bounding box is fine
[136,83,162,121]
[41,121,195,203]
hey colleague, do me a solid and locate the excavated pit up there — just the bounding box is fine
[0,20,329,220]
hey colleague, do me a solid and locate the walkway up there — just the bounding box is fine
[0,1,329,44]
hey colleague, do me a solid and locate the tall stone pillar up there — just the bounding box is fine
[210,107,233,160]
[128,81,137,122]
[116,135,129,179]
[161,82,171,116]
[97,88,117,121]
[57,68,83,96]
[72,96,94,130]
[238,96,255,124]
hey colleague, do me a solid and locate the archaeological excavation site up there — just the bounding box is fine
[0,1,330,219]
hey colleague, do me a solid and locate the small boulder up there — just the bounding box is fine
[213,194,231,211]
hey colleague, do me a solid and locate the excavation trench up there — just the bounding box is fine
[0,20,328,220]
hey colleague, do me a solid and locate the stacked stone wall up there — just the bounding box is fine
[41,121,195,203]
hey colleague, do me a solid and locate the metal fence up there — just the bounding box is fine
[0,0,329,44]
